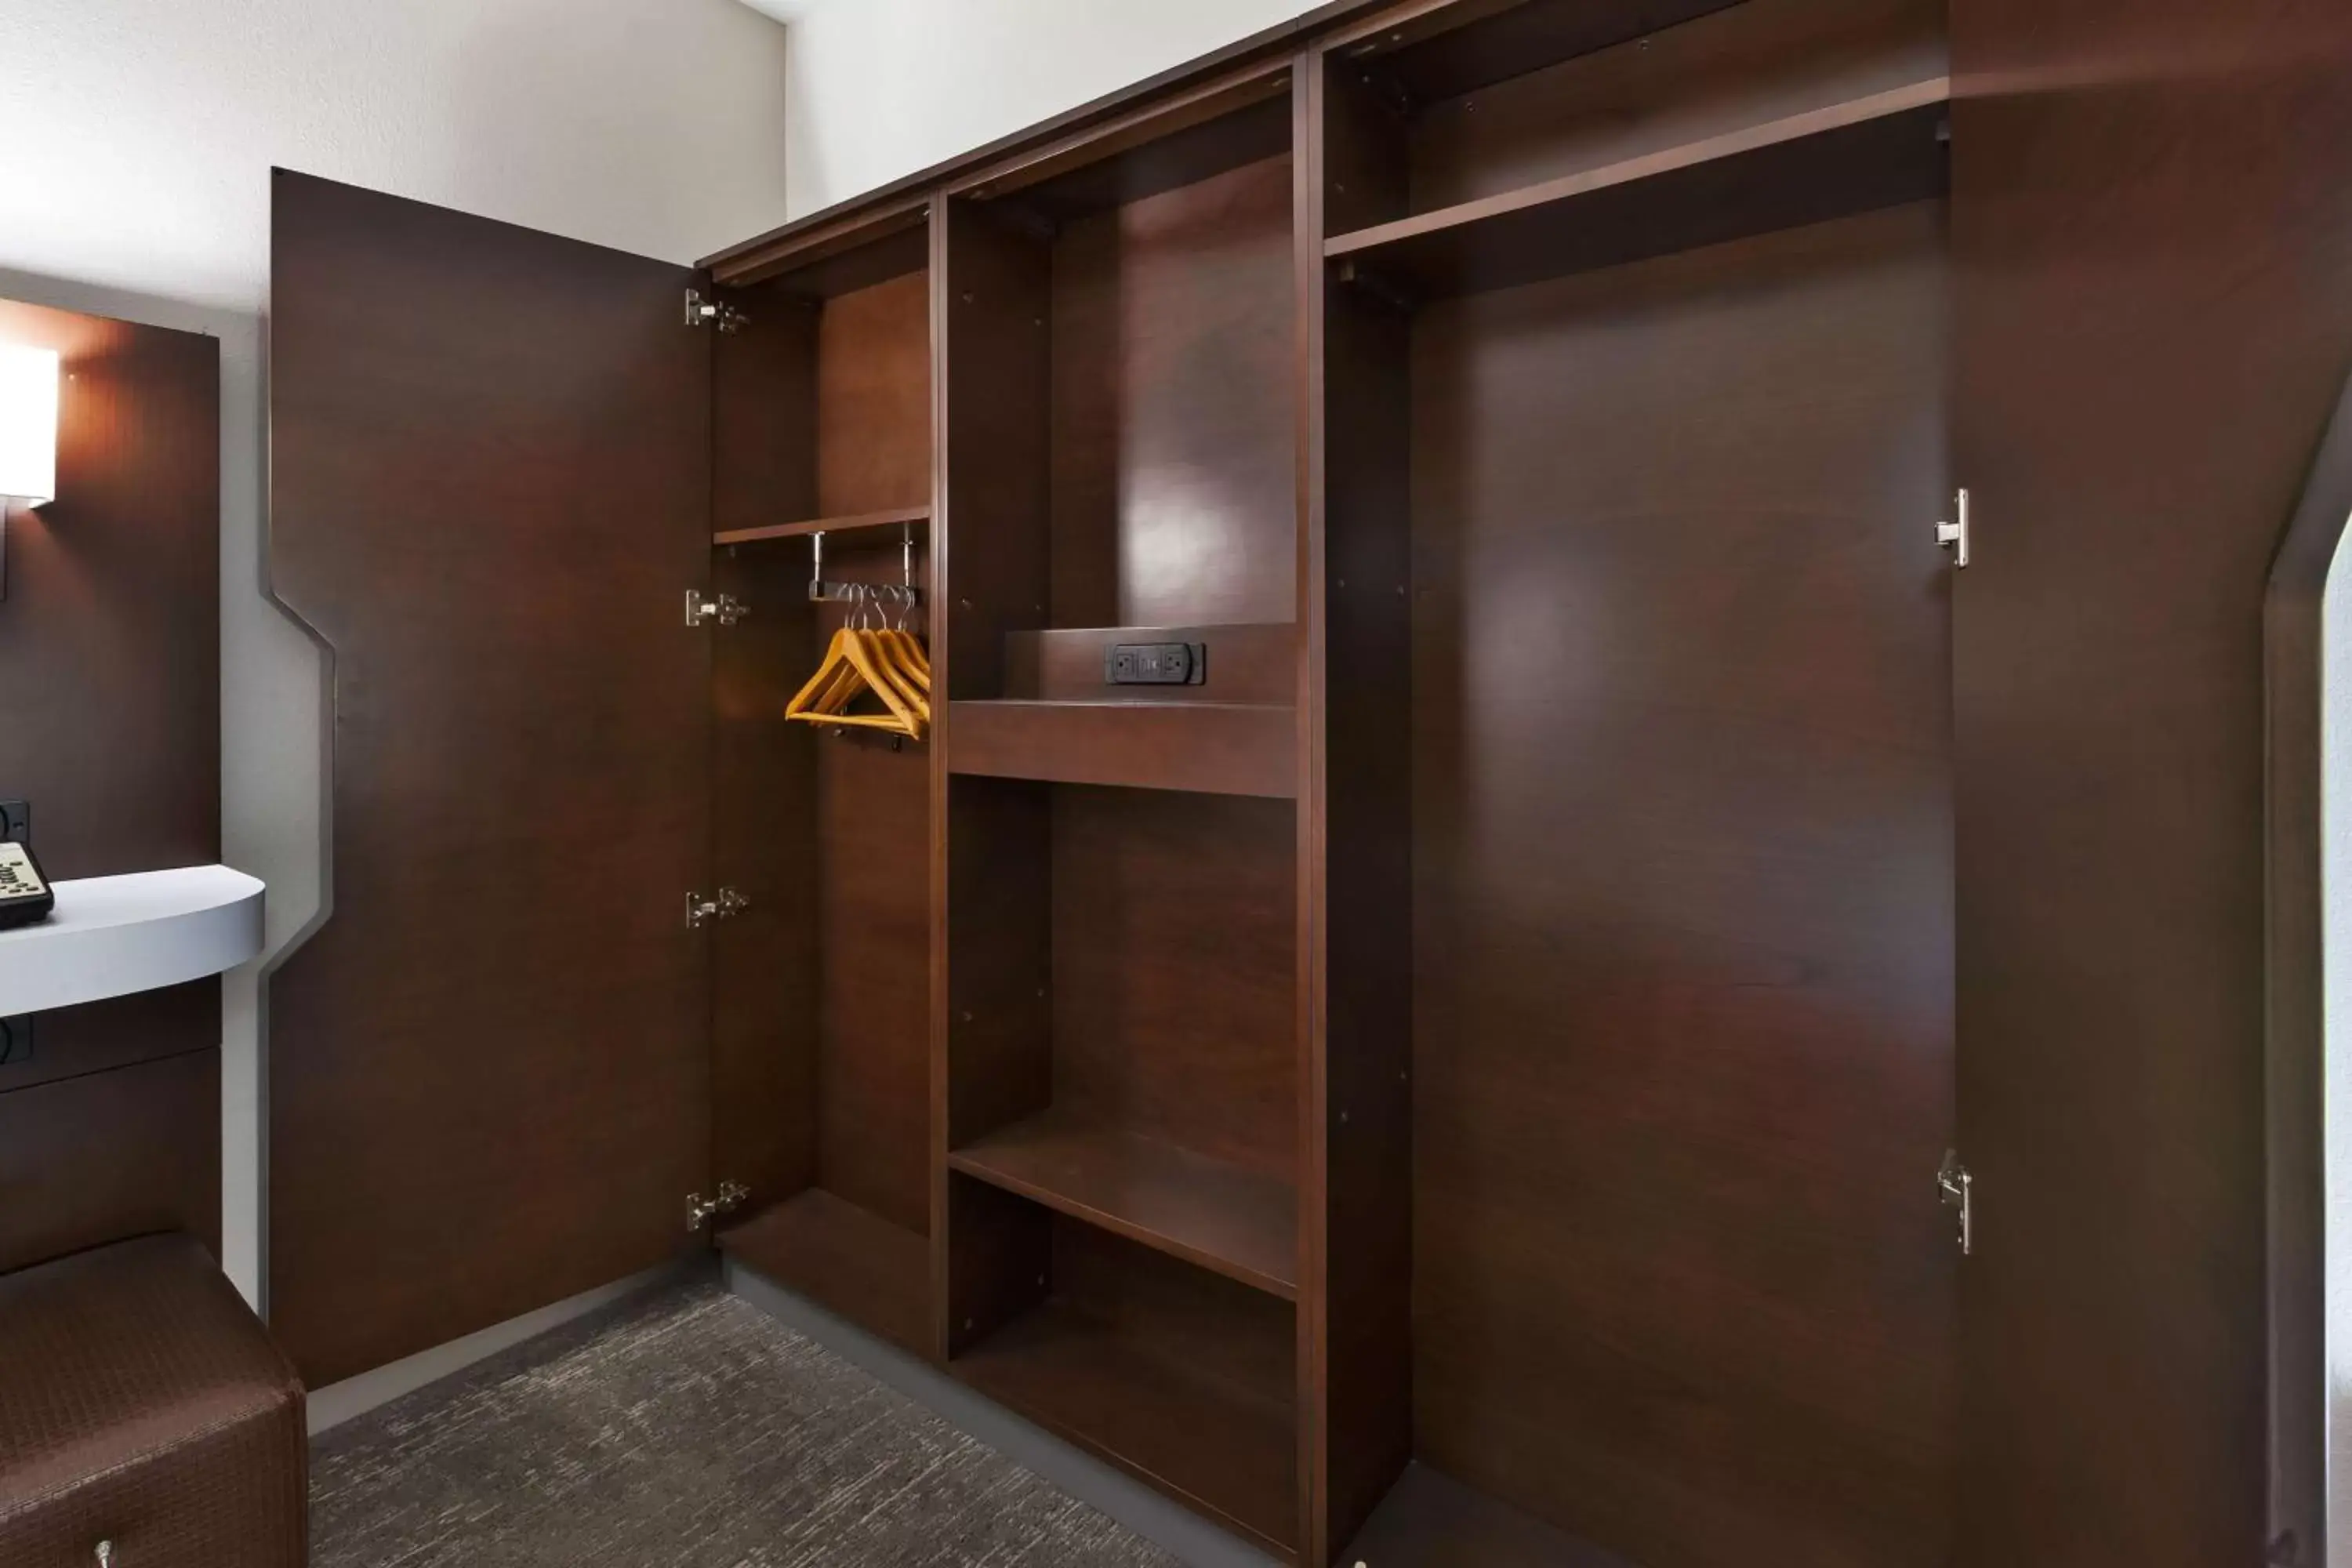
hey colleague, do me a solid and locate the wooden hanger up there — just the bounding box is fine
[785,586,927,737]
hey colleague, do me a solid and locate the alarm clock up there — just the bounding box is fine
[0,838,54,929]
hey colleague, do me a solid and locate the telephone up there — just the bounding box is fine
[0,837,53,929]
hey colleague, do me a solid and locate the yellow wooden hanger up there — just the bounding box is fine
[785,586,926,738]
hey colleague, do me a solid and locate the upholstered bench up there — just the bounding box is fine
[0,1234,306,1567]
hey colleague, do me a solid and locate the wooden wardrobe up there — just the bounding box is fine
[265,0,2352,1563]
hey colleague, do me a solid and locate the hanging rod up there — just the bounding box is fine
[810,522,924,606]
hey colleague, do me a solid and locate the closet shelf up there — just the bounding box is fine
[946,700,1295,798]
[949,1109,1298,1299]
[0,866,264,1015]
[1323,75,1951,299]
[713,505,929,548]
[954,1299,1299,1558]
[720,1189,930,1356]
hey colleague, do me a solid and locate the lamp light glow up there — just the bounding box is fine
[0,345,60,506]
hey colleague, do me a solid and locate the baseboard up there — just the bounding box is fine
[306,1261,688,1435]
[724,1259,1278,1568]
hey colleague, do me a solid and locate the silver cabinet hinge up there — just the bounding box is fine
[687,1179,750,1232]
[1936,487,1971,568]
[684,288,748,334]
[686,887,749,929]
[686,589,747,628]
[1937,1149,1973,1255]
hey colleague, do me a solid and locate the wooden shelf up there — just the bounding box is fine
[713,505,928,548]
[954,1298,1298,1558]
[720,1189,930,1356]
[1324,77,1950,299]
[947,699,1295,798]
[949,1109,1298,1299]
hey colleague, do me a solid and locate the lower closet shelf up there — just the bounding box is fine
[953,1300,1299,1559]
[948,1111,1298,1299]
[720,1189,930,1356]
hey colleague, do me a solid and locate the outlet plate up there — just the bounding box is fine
[1105,642,1207,686]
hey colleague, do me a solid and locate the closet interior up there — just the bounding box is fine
[707,211,938,1356]
[264,0,2026,1559]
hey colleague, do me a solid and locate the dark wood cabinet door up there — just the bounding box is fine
[1949,2,2352,1563]
[267,171,714,1387]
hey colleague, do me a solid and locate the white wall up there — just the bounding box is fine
[0,0,790,1308]
[746,0,1328,219]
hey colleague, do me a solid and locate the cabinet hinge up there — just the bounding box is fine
[684,288,748,334]
[1936,487,1970,568]
[686,887,749,930]
[685,589,747,628]
[1937,1149,1973,1255]
[687,1179,750,1233]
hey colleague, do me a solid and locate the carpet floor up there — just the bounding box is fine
[309,1279,1182,1568]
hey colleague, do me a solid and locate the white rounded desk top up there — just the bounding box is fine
[0,865,266,1015]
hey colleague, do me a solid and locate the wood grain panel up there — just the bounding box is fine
[0,296,219,1265]
[1301,53,1417,1562]
[0,982,220,1094]
[956,1217,1299,1555]
[1947,0,2352,1560]
[1052,786,1297,1181]
[949,1105,1298,1298]
[1410,203,1953,1567]
[1337,0,1746,107]
[710,541,819,1215]
[815,269,934,517]
[1049,154,1298,630]
[1345,1462,1633,1568]
[722,1188,929,1355]
[1331,98,1948,302]
[267,170,712,1386]
[1004,622,1296,705]
[948,700,1297,798]
[0,1049,220,1274]
[712,266,821,1216]
[939,200,1052,702]
[0,299,218,883]
[816,706,934,1236]
[1405,0,1946,213]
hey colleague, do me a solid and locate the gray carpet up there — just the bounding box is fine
[310,1279,1182,1568]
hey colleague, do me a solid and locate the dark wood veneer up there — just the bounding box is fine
[261,0,2352,1558]
[947,701,1297,798]
[949,1107,1299,1298]
[1004,622,1296,706]
[0,1050,220,1275]
[721,1189,930,1356]
[0,293,219,1279]
[955,1219,1300,1558]
[267,170,714,1386]
[1405,201,1955,1566]
[1950,0,2352,1560]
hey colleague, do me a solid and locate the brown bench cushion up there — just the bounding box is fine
[0,1233,305,1567]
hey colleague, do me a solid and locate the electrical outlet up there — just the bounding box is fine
[0,800,25,844]
[1104,641,1207,686]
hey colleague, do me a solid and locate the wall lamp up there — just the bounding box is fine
[0,343,60,601]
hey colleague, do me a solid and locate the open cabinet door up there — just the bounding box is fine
[1949,2,2352,1563]
[269,171,715,1387]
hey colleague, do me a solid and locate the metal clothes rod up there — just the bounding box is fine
[808,522,924,606]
